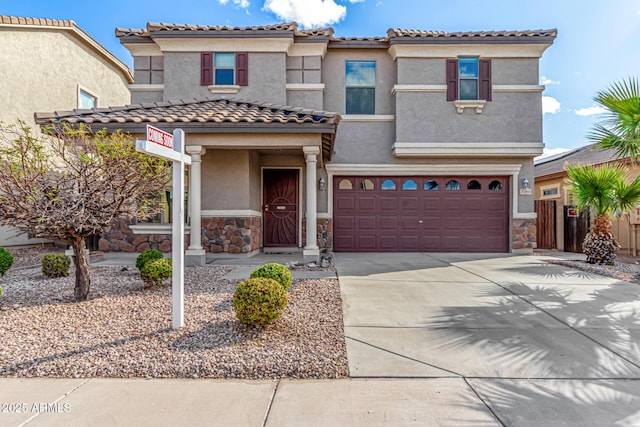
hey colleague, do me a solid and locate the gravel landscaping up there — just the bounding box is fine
[0,246,348,379]
[535,249,640,284]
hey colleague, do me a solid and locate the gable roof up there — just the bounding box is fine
[534,144,624,179]
[34,97,341,161]
[1,16,133,83]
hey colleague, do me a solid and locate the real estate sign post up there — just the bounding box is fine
[136,125,192,329]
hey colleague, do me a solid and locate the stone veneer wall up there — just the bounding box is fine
[99,219,177,253]
[201,217,261,253]
[512,218,537,251]
[99,217,336,254]
[301,218,334,250]
[99,217,261,254]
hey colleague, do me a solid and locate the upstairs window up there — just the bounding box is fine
[346,60,375,114]
[78,88,97,109]
[446,57,491,101]
[201,52,248,86]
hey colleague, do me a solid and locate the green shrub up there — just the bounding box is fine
[0,247,14,277]
[136,249,164,271]
[41,254,71,278]
[249,263,292,291]
[140,258,172,287]
[233,277,288,325]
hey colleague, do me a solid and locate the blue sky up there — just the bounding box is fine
[2,0,639,157]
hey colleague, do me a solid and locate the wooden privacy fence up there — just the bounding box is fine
[534,199,556,249]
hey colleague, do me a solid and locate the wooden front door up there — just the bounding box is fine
[263,169,299,247]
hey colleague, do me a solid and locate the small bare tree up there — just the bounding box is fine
[0,121,170,301]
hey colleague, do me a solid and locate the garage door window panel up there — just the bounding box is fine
[381,179,396,190]
[338,178,354,190]
[425,180,439,191]
[489,180,504,191]
[360,179,375,190]
[446,180,461,190]
[467,180,482,190]
[403,179,418,190]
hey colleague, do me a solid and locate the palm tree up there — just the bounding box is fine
[566,164,640,264]
[589,77,640,161]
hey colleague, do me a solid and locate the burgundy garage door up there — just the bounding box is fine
[333,176,510,252]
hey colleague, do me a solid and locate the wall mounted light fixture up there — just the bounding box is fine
[319,177,327,191]
[521,177,531,190]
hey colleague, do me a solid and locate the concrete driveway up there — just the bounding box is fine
[336,252,640,427]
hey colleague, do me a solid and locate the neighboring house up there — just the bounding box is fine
[534,144,640,253]
[35,22,556,262]
[0,16,133,246]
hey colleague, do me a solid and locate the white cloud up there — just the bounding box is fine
[542,96,560,114]
[575,105,607,116]
[535,147,572,161]
[263,0,348,27]
[540,76,559,85]
[218,0,250,8]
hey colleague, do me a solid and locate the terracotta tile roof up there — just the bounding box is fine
[34,97,340,127]
[535,144,624,178]
[116,21,556,45]
[295,27,334,38]
[116,22,299,38]
[388,28,557,40]
[0,15,75,27]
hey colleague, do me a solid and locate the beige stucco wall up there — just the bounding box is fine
[0,28,131,125]
[0,26,131,246]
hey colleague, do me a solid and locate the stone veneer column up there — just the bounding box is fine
[185,146,206,266]
[303,146,320,261]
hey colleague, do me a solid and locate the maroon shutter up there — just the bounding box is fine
[236,52,248,86]
[201,52,213,86]
[479,58,492,101]
[446,59,458,101]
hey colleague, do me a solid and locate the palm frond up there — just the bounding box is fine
[592,77,640,163]
[565,163,624,216]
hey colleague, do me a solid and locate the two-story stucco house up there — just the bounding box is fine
[0,16,133,246]
[35,22,556,263]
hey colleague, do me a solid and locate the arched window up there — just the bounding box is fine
[338,179,353,190]
[446,180,460,191]
[467,180,481,190]
[424,180,439,190]
[381,179,396,190]
[360,179,374,190]
[489,180,504,191]
[402,179,417,190]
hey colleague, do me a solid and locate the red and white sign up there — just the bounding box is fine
[147,125,174,149]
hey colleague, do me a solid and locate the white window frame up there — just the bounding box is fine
[77,85,98,109]
[540,183,561,200]
[345,60,376,115]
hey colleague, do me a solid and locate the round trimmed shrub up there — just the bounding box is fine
[136,249,164,271]
[233,277,288,325]
[250,263,292,291]
[42,254,71,278]
[0,247,14,277]
[140,258,172,287]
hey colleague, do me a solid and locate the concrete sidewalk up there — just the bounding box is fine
[1,377,498,426]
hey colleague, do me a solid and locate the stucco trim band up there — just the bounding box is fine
[208,85,241,94]
[392,142,544,157]
[201,210,262,218]
[286,83,325,91]
[392,85,447,95]
[493,85,545,93]
[341,115,395,122]
[129,84,164,92]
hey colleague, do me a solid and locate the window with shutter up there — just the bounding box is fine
[200,51,248,86]
[446,57,492,102]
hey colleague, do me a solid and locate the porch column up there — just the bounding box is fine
[185,146,206,266]
[303,146,320,261]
